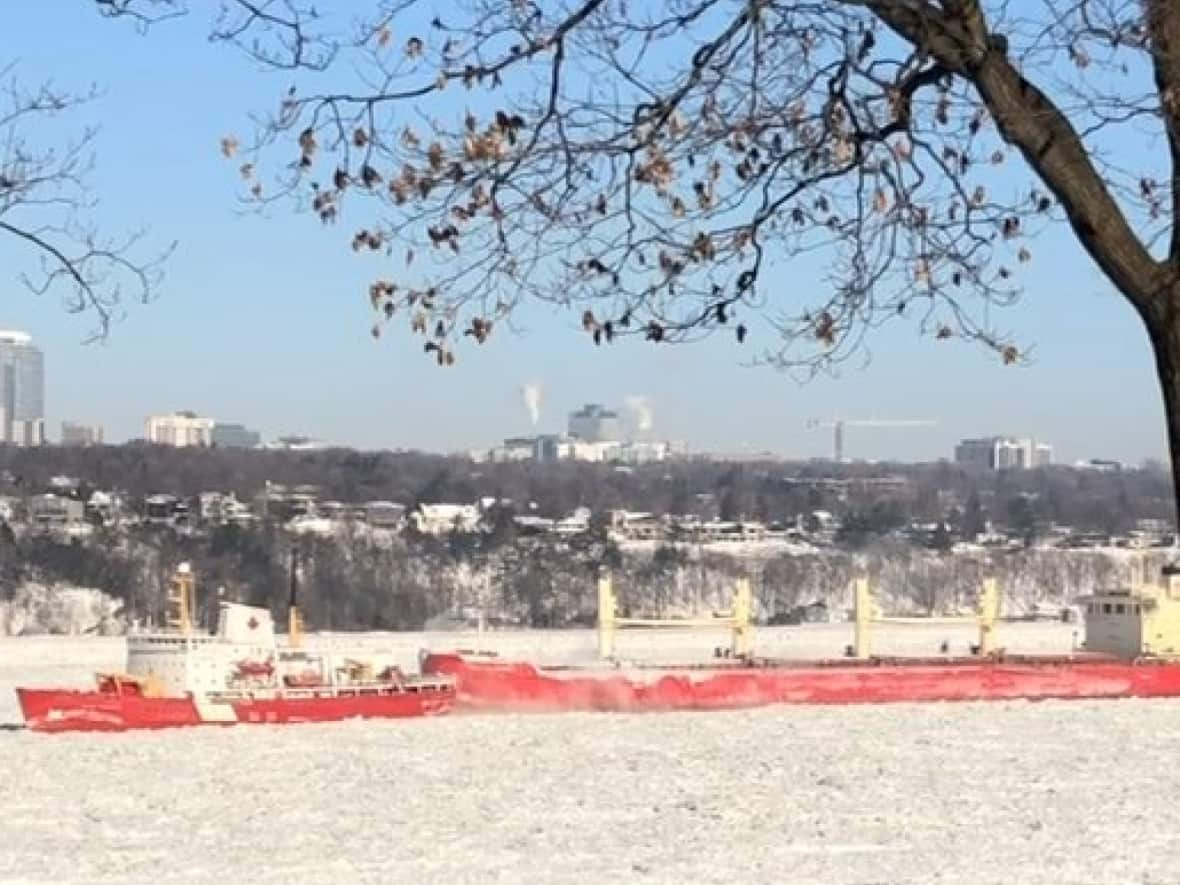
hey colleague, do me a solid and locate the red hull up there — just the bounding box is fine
[17,686,454,733]
[420,652,1180,712]
[16,689,203,733]
[230,690,453,724]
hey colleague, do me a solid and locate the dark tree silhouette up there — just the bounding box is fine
[961,491,987,538]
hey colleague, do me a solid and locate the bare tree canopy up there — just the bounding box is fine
[169,3,1168,359]
[99,2,1180,508]
[0,59,174,339]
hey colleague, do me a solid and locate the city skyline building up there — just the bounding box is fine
[568,403,622,443]
[954,436,1053,470]
[61,421,104,447]
[146,411,215,447]
[0,330,45,447]
[212,422,261,449]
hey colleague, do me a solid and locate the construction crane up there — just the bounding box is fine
[806,418,938,463]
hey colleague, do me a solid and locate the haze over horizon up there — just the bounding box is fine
[0,6,1166,466]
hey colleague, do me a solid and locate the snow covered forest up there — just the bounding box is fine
[1,445,1173,635]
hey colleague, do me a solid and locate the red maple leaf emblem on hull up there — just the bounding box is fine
[247,616,259,630]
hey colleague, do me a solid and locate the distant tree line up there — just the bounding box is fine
[1,445,1174,632]
[0,444,1173,534]
[0,516,618,631]
[2,518,1146,633]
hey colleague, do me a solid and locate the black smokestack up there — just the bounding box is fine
[289,547,299,609]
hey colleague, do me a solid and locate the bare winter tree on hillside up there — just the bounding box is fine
[0,62,172,338]
[107,3,1180,512]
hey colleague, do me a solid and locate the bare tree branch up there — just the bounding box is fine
[0,67,174,339]
[95,0,1180,517]
[205,1,1062,371]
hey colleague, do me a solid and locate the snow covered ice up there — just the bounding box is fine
[4,624,1180,884]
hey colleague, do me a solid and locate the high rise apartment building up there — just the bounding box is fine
[0,330,45,446]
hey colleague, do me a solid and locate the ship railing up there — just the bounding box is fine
[205,677,454,702]
[851,577,1002,660]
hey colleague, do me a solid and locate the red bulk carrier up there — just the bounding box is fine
[421,571,1180,712]
[17,564,454,733]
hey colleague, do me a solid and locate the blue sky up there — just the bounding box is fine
[0,5,1165,464]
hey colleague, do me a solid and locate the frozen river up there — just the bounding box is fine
[3,623,1180,884]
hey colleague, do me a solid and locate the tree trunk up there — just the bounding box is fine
[1146,304,1180,532]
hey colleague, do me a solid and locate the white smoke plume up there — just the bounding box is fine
[624,395,654,435]
[521,381,543,426]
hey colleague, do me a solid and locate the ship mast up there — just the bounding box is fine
[167,563,195,636]
[288,547,304,649]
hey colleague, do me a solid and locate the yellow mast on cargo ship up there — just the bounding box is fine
[597,571,754,659]
[167,562,196,636]
[852,576,999,659]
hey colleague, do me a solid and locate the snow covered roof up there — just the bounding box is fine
[418,503,479,518]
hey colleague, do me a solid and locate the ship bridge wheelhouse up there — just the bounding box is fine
[1081,572,1180,659]
[216,602,276,645]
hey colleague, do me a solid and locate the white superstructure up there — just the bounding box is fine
[120,564,413,699]
[126,602,279,696]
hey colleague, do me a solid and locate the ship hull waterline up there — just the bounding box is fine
[420,652,1180,712]
[16,687,455,733]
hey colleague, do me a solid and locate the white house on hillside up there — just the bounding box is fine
[411,503,481,535]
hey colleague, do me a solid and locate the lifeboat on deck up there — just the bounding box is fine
[234,658,275,679]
